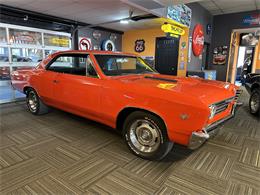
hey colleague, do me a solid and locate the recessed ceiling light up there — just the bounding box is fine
[120,19,129,24]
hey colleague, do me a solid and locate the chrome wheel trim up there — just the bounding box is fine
[27,91,38,113]
[129,119,161,153]
[250,92,260,113]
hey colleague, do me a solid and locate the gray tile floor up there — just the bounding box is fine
[0,89,259,195]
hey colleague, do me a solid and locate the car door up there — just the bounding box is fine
[51,54,103,120]
[37,67,60,104]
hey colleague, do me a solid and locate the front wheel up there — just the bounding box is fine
[123,111,173,160]
[249,89,260,116]
[26,89,49,115]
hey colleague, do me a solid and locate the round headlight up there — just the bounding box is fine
[224,83,230,89]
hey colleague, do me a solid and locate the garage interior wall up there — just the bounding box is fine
[122,27,189,77]
[122,28,165,57]
[78,28,122,51]
[186,2,213,71]
[209,10,260,81]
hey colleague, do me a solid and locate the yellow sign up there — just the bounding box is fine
[157,83,177,90]
[161,24,185,36]
[51,38,69,46]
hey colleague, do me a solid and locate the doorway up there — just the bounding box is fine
[235,46,255,85]
[226,28,260,84]
[202,42,210,70]
[155,37,179,75]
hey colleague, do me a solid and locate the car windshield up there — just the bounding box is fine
[94,55,157,76]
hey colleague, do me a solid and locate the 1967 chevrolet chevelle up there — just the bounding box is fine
[11,50,241,160]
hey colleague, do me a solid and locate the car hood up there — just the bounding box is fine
[112,74,236,105]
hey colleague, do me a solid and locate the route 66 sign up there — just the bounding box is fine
[135,39,145,53]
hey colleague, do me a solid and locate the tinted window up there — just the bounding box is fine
[48,54,89,76]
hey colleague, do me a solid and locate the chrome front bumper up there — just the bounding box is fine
[188,104,236,150]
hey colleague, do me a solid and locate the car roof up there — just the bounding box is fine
[51,50,137,57]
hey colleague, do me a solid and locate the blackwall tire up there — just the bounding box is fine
[123,111,173,160]
[249,89,260,116]
[26,89,49,115]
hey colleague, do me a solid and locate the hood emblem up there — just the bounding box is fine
[180,114,189,120]
[157,83,177,89]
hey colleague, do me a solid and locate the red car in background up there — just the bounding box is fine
[11,50,240,160]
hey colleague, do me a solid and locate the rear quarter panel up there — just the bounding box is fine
[11,56,52,94]
[11,69,33,93]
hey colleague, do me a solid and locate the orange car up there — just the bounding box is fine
[11,50,241,160]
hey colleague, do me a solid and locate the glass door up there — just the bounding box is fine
[0,27,13,103]
[0,23,71,104]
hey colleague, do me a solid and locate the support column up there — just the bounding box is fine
[72,25,79,50]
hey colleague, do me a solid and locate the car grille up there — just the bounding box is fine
[214,97,234,115]
[235,89,242,102]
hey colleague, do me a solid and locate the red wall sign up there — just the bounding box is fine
[192,24,204,56]
[79,37,92,50]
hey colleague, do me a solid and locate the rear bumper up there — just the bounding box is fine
[188,104,236,149]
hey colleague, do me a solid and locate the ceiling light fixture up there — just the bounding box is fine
[120,19,129,24]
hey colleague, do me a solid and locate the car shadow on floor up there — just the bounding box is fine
[39,105,196,163]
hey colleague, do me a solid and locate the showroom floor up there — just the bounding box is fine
[0,89,259,195]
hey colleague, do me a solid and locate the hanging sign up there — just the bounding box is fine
[167,4,192,27]
[79,37,92,50]
[135,39,145,53]
[161,23,185,36]
[242,14,260,26]
[192,24,204,56]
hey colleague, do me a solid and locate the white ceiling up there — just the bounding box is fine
[199,0,260,15]
[0,0,146,25]
[0,0,259,32]
[102,18,166,31]
[0,0,200,31]
[156,0,202,5]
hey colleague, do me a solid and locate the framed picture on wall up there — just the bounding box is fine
[213,46,228,65]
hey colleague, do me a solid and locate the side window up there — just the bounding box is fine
[48,54,88,76]
[86,56,98,78]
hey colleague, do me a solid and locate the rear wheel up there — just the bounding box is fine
[249,88,260,115]
[26,89,49,115]
[123,111,173,160]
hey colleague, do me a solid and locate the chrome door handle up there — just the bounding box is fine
[53,80,59,83]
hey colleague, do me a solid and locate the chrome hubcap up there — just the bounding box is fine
[250,93,260,113]
[27,92,37,112]
[129,119,160,153]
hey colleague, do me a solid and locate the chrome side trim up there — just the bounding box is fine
[212,96,235,106]
[205,113,234,133]
[210,96,235,118]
